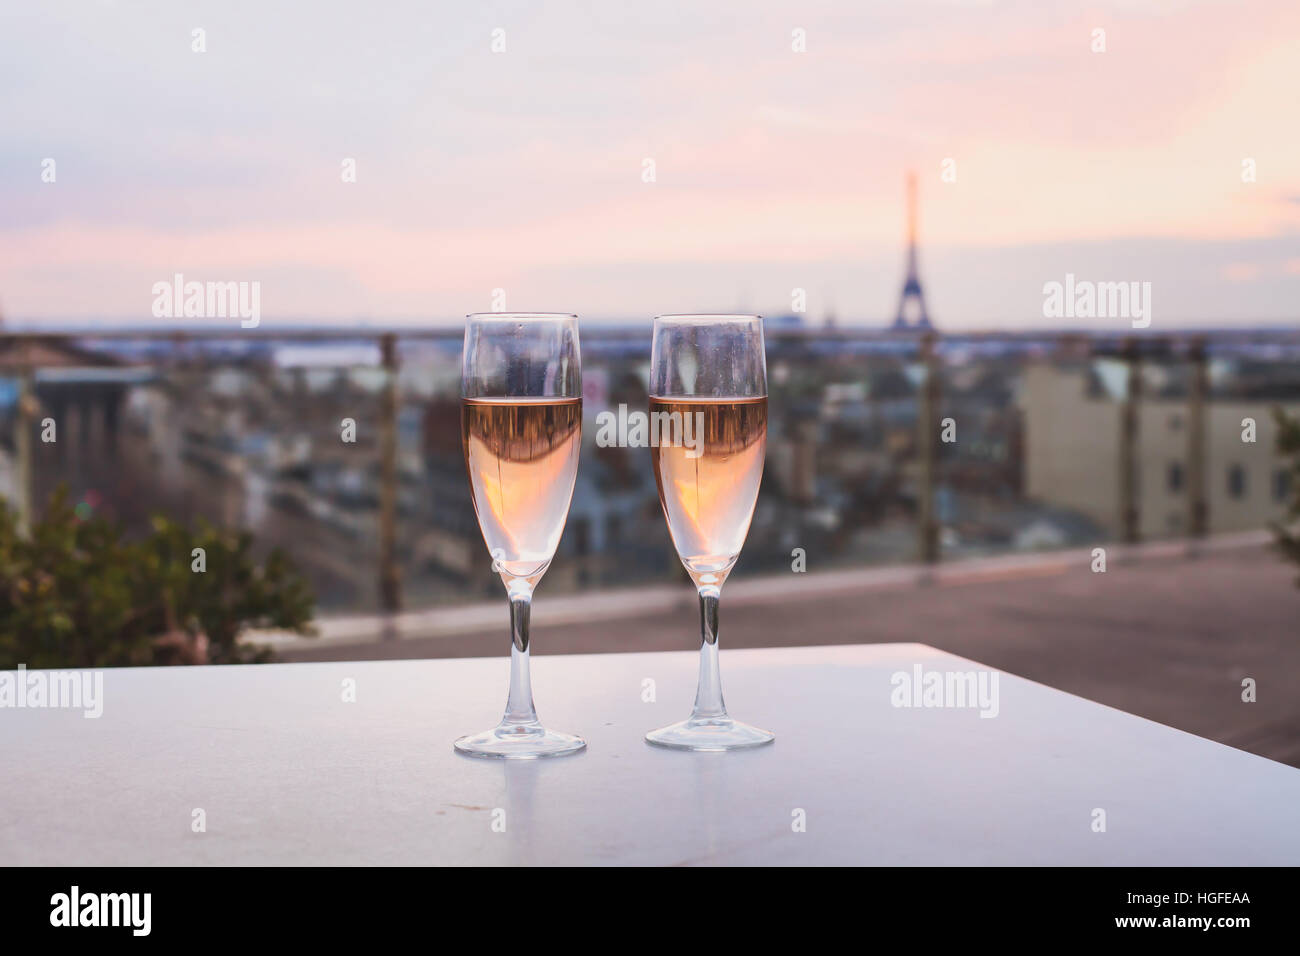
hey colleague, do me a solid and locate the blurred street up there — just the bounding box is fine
[278,540,1300,768]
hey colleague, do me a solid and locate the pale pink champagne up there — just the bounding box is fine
[650,396,766,583]
[462,397,582,581]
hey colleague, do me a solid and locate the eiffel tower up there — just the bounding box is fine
[891,171,933,331]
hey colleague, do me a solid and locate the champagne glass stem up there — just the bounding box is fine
[503,591,539,725]
[691,585,727,719]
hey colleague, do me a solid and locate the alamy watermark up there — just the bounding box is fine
[0,663,103,718]
[151,272,260,328]
[594,404,704,459]
[1042,273,1151,328]
[890,664,999,718]
[50,886,150,936]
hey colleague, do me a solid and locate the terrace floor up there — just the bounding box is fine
[276,537,1300,768]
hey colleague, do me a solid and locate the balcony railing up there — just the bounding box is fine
[3,325,1298,615]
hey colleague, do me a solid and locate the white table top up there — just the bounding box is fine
[3,643,1297,865]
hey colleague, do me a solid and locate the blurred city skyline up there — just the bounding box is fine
[2,0,1299,328]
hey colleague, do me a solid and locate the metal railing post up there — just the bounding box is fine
[1120,337,1142,544]
[378,334,402,614]
[15,367,34,537]
[918,331,940,565]
[1187,336,1208,543]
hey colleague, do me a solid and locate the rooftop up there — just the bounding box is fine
[275,535,1300,768]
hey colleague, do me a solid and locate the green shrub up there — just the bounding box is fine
[0,487,314,668]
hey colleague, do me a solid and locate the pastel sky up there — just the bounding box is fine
[2,0,1298,329]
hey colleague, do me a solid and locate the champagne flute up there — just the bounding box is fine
[645,314,774,751]
[455,313,585,759]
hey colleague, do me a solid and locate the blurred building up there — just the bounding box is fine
[1022,362,1298,538]
[0,338,150,526]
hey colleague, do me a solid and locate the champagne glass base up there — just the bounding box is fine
[645,716,774,752]
[454,723,586,760]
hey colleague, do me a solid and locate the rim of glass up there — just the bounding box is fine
[466,312,578,321]
[654,313,762,324]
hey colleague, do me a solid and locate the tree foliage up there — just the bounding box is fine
[0,487,314,669]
